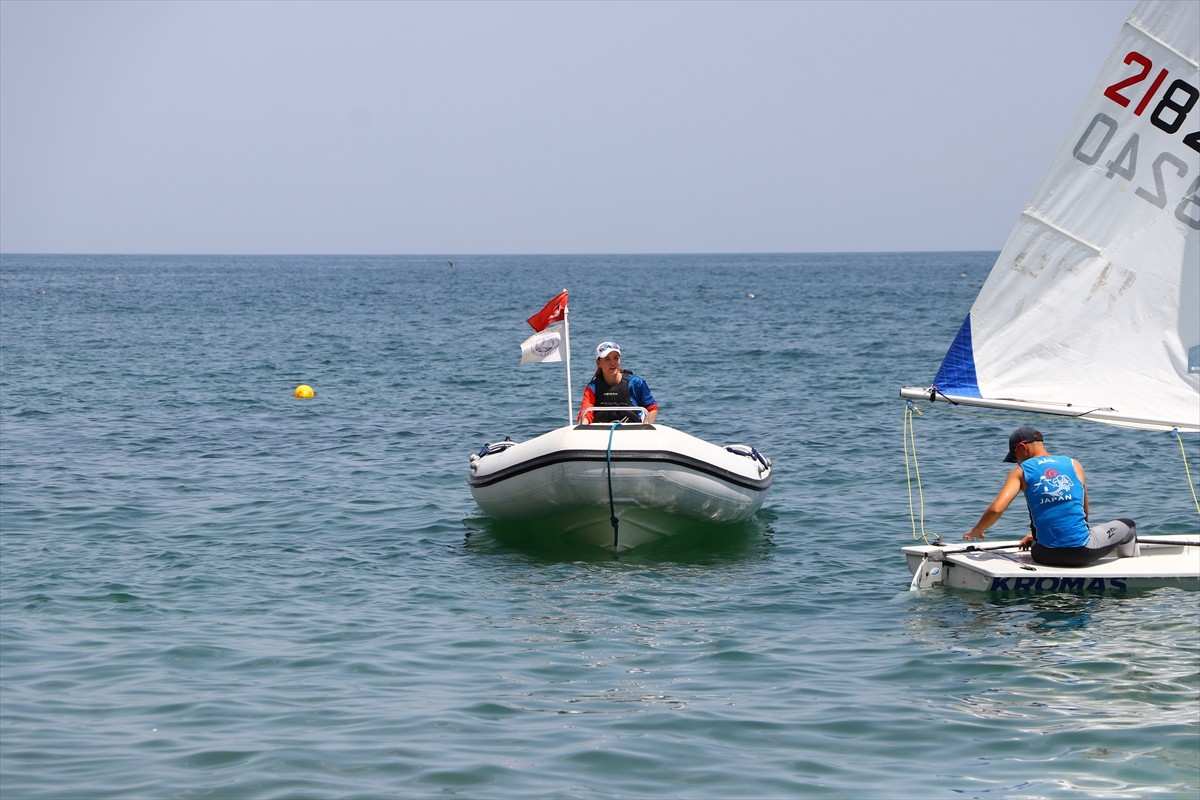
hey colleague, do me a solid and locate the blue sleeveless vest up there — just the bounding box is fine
[1021,455,1090,548]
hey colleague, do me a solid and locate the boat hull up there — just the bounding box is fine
[903,535,1200,592]
[468,423,772,550]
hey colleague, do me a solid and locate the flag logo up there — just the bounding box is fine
[520,323,563,365]
[531,332,561,358]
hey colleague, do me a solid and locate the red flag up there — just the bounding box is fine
[526,290,568,332]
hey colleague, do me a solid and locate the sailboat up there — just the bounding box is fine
[901,0,1200,591]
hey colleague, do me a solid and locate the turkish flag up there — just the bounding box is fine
[526,290,568,331]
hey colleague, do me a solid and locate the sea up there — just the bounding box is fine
[1,252,1197,800]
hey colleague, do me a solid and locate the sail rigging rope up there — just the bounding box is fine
[1170,428,1200,519]
[903,401,936,544]
[908,402,1074,426]
[913,399,1190,433]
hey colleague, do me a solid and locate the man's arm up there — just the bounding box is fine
[963,467,1024,540]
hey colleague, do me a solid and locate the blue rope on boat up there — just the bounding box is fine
[475,437,514,458]
[606,422,619,549]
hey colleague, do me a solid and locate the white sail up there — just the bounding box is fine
[903,0,1200,432]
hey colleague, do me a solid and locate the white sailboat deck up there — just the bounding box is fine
[904,535,1199,592]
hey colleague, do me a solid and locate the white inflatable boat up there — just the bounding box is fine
[468,413,772,551]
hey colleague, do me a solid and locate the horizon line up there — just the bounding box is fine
[0,248,1002,258]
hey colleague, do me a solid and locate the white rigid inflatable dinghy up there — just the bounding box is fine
[470,291,773,551]
[469,410,773,551]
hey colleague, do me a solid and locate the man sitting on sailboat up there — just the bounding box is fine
[962,426,1139,567]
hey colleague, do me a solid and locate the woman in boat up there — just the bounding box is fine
[961,426,1138,566]
[578,341,658,425]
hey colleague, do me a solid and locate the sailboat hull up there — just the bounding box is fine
[903,535,1200,592]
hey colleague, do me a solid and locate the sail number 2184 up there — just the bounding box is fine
[1071,50,1200,230]
[1104,51,1199,147]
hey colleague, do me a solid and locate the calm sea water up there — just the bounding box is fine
[1,253,1197,800]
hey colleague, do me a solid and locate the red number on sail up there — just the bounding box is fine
[1104,51,1152,108]
[1133,68,1168,115]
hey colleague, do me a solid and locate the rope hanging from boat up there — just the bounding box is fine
[1170,428,1200,519]
[606,422,620,549]
[903,401,937,545]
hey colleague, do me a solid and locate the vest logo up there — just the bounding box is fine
[1032,468,1074,501]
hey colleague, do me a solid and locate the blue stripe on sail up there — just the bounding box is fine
[932,315,981,397]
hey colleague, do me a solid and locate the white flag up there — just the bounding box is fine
[519,322,564,365]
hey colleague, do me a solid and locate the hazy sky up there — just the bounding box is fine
[0,0,1135,255]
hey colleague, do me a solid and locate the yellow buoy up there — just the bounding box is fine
[294,384,314,399]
